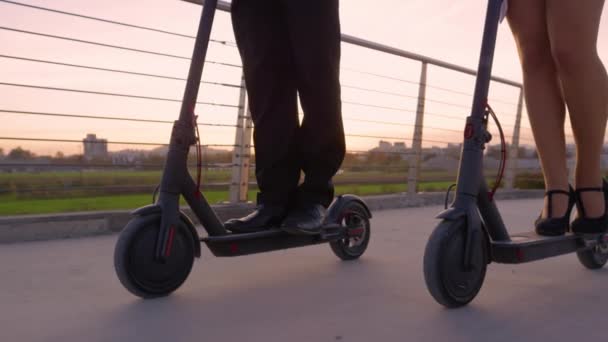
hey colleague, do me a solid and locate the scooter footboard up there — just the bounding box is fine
[491,232,600,264]
[202,229,333,257]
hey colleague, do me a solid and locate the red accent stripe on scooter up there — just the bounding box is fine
[229,243,239,254]
[348,228,365,236]
[464,123,474,139]
[516,249,524,262]
[165,226,176,257]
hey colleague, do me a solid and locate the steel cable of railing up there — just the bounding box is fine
[0,162,237,168]
[0,82,241,109]
[0,0,237,46]
[0,109,461,141]
[343,101,478,124]
[346,149,415,156]
[342,66,520,107]
[0,55,243,89]
[346,133,409,140]
[0,136,238,148]
[343,117,463,134]
[342,66,421,86]
[424,113,468,121]
[0,109,239,128]
[0,184,236,195]
[420,139,457,145]
[342,83,472,110]
[340,165,408,170]
[0,26,242,68]
[0,108,476,137]
[426,84,520,108]
[2,130,523,161]
[342,100,415,113]
[1,133,427,148]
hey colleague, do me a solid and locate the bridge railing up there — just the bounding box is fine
[1,0,556,213]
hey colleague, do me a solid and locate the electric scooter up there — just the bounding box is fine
[113,0,371,299]
[423,0,608,308]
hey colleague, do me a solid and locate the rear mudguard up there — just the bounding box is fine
[131,204,201,258]
[324,195,372,224]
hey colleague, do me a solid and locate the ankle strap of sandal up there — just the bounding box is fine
[546,189,570,196]
[545,189,571,218]
[574,187,603,193]
[575,186,604,218]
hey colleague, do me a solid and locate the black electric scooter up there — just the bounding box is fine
[114,0,371,299]
[423,0,608,308]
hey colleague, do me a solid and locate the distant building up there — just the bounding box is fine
[376,141,393,151]
[371,140,408,153]
[83,134,108,161]
[370,140,409,160]
[111,149,145,165]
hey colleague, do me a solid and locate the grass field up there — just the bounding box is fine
[0,167,545,216]
[0,181,457,216]
[0,169,456,198]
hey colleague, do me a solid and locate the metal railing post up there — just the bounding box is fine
[240,108,253,202]
[504,87,524,190]
[408,62,427,195]
[229,75,248,203]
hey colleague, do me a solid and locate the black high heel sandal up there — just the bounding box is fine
[571,179,608,235]
[535,186,575,236]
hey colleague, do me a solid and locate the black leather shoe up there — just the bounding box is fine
[281,204,326,235]
[572,179,608,235]
[535,186,575,236]
[224,204,286,234]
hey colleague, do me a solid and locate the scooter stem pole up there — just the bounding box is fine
[178,0,219,124]
[469,0,503,123]
[156,0,220,259]
[454,0,504,203]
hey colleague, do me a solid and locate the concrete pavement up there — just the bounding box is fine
[2,198,607,342]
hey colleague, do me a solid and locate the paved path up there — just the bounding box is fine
[2,198,607,342]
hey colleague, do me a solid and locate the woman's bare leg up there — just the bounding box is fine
[508,0,570,218]
[547,0,608,217]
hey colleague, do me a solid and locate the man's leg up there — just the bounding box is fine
[281,0,345,233]
[226,0,301,232]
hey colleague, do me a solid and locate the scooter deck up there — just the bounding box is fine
[491,231,605,264]
[201,224,344,257]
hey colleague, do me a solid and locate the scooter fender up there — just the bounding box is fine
[436,206,482,232]
[436,206,465,220]
[437,205,484,269]
[131,204,202,258]
[324,195,372,224]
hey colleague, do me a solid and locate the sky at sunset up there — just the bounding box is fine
[2,0,608,156]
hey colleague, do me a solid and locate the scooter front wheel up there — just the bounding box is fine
[423,219,488,308]
[114,214,195,299]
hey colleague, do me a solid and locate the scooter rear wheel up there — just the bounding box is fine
[114,215,195,298]
[330,201,371,261]
[577,235,608,270]
[423,219,488,308]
